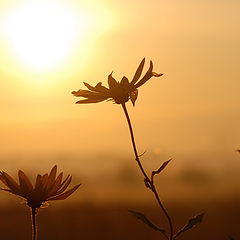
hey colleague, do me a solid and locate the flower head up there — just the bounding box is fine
[0,165,81,209]
[72,58,163,106]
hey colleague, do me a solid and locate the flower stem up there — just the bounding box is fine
[31,207,37,240]
[121,103,173,240]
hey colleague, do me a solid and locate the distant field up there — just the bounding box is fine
[0,199,239,240]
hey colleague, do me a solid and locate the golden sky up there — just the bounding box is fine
[0,0,240,202]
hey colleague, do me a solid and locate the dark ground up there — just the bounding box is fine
[0,198,239,240]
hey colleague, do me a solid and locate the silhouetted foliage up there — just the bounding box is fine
[128,210,166,235]
[174,213,204,239]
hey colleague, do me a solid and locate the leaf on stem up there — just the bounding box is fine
[151,159,172,180]
[128,210,165,234]
[174,213,204,239]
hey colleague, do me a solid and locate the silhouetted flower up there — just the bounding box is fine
[72,58,163,106]
[0,165,81,209]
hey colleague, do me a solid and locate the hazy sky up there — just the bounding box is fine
[0,0,239,196]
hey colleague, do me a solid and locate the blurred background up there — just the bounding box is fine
[0,0,240,239]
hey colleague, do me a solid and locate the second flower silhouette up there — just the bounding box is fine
[0,165,81,240]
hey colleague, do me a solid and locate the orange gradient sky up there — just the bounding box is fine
[0,0,240,203]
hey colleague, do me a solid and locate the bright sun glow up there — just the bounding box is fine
[3,1,88,71]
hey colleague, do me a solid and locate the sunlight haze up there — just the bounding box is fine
[0,0,240,204]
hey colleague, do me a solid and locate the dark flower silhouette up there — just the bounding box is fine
[72,58,163,106]
[0,165,81,209]
[0,165,81,240]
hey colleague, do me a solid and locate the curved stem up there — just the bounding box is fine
[121,104,149,181]
[31,207,37,240]
[121,103,173,240]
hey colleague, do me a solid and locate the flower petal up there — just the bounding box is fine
[131,58,145,85]
[1,172,22,195]
[46,172,63,197]
[108,73,130,104]
[108,72,118,91]
[72,90,96,97]
[76,98,108,104]
[72,90,110,99]
[135,61,153,88]
[72,89,110,104]
[18,170,33,195]
[60,175,70,187]
[152,72,163,77]
[0,188,25,198]
[84,82,110,93]
[45,165,57,192]
[41,174,49,191]
[83,82,99,92]
[0,172,8,186]
[35,174,42,191]
[129,89,138,106]
[95,82,111,93]
[120,76,129,85]
[57,176,72,195]
[49,166,57,181]
[47,184,81,201]
[53,172,63,190]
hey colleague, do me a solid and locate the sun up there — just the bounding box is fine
[3,1,85,71]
